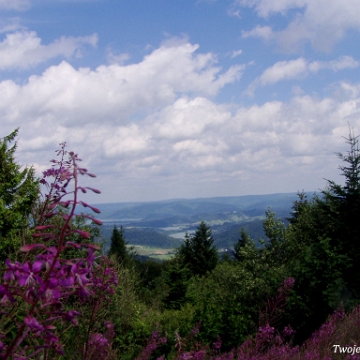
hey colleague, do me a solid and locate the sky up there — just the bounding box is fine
[1,0,360,203]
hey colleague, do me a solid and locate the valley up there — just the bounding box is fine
[95,192,302,259]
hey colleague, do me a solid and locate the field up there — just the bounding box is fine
[130,245,176,261]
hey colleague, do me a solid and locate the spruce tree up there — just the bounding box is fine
[108,225,128,264]
[279,131,360,341]
[321,129,360,298]
[233,228,257,262]
[163,258,190,309]
[0,129,38,260]
[178,221,218,276]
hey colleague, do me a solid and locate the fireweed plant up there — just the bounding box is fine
[0,143,117,359]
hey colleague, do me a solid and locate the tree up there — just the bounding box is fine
[177,221,218,277]
[282,193,347,343]
[0,129,39,260]
[320,129,360,299]
[162,257,190,310]
[108,225,129,264]
[264,131,360,341]
[233,228,257,262]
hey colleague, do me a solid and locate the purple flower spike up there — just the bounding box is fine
[24,316,44,333]
[0,142,114,359]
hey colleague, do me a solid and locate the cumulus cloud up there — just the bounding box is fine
[152,97,232,140]
[0,30,98,70]
[0,41,243,131]
[247,56,359,94]
[106,50,130,65]
[238,0,360,51]
[10,83,360,201]
[258,58,308,85]
[2,34,359,201]
[308,56,360,72]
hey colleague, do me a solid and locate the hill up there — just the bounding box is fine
[95,192,304,253]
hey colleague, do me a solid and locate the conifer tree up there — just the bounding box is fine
[233,228,256,262]
[278,131,360,341]
[108,225,129,264]
[177,221,218,276]
[321,129,360,298]
[0,129,38,260]
[163,258,190,309]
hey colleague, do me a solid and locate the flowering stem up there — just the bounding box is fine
[3,153,79,359]
[83,263,108,359]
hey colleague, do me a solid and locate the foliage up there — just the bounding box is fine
[261,209,287,267]
[0,129,39,261]
[132,288,360,360]
[162,222,218,311]
[135,258,166,308]
[186,261,286,350]
[233,227,257,263]
[162,257,190,310]
[320,130,360,299]
[105,263,150,359]
[177,221,218,277]
[282,197,345,342]
[3,129,360,359]
[108,225,130,264]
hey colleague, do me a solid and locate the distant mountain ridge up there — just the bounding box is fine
[95,192,302,224]
[95,192,309,252]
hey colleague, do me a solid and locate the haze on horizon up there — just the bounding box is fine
[1,0,359,203]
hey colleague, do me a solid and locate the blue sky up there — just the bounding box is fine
[1,0,360,203]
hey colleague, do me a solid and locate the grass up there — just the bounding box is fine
[130,245,175,260]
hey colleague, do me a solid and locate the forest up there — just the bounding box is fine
[1,128,360,359]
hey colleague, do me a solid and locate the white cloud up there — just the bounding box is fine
[0,19,24,34]
[2,35,360,201]
[106,50,130,65]
[230,49,243,58]
[238,0,306,17]
[241,25,273,40]
[0,40,242,131]
[238,0,360,51]
[258,58,307,85]
[247,56,359,93]
[308,56,359,73]
[102,124,150,157]
[153,97,232,140]
[0,30,98,70]
[11,82,360,202]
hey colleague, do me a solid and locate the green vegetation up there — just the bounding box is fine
[108,225,133,265]
[0,129,38,261]
[177,221,219,277]
[3,128,360,359]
